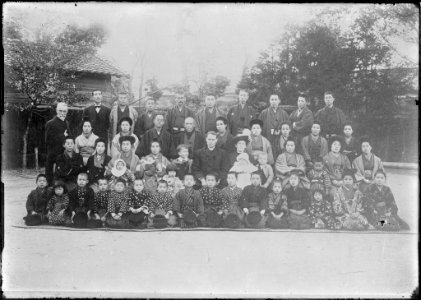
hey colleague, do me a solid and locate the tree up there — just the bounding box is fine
[144,77,163,101]
[4,18,107,169]
[198,75,231,99]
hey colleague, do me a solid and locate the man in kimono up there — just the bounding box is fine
[134,97,156,140]
[314,91,347,139]
[173,117,205,159]
[109,91,138,139]
[289,93,314,154]
[166,92,195,135]
[136,113,176,159]
[195,94,226,135]
[227,89,257,135]
[82,90,111,150]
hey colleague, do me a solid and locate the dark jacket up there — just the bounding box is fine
[55,152,85,183]
[227,104,257,135]
[45,116,70,155]
[240,185,268,210]
[173,130,206,159]
[86,154,112,184]
[192,147,229,186]
[133,111,156,139]
[68,186,95,213]
[314,106,347,137]
[166,106,195,134]
[82,104,111,140]
[136,128,176,159]
[26,187,53,215]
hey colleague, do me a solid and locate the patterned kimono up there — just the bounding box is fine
[309,196,339,229]
[221,186,244,220]
[106,190,130,228]
[266,192,289,229]
[140,154,171,192]
[47,194,72,225]
[125,190,152,227]
[149,192,174,213]
[93,191,109,219]
[162,175,184,198]
[323,152,351,194]
[362,184,409,231]
[333,185,370,230]
[200,187,224,212]
[307,169,332,195]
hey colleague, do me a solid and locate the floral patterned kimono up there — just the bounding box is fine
[47,194,72,225]
[323,152,351,194]
[266,192,289,229]
[221,186,244,221]
[333,185,370,230]
[140,154,171,192]
[309,195,339,229]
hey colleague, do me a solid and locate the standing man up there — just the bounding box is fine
[136,113,175,159]
[82,90,111,149]
[289,93,314,153]
[192,131,229,187]
[195,94,225,135]
[258,94,289,152]
[45,102,70,185]
[109,91,138,140]
[314,91,347,139]
[173,117,205,158]
[166,92,195,135]
[134,97,156,140]
[227,89,257,135]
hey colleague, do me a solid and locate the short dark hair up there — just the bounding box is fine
[298,92,306,99]
[77,172,88,180]
[115,178,127,185]
[153,113,165,121]
[324,91,334,97]
[374,170,387,179]
[183,173,195,180]
[205,131,217,138]
[313,157,324,164]
[157,180,168,187]
[97,177,108,184]
[63,136,75,144]
[177,144,189,153]
[92,90,102,96]
[280,122,291,129]
[205,172,219,181]
[36,174,47,183]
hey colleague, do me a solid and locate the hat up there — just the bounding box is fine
[119,135,136,146]
[328,135,345,151]
[249,119,263,129]
[153,215,168,229]
[183,209,197,225]
[118,116,133,127]
[246,211,262,228]
[232,134,249,146]
[224,213,241,229]
[73,212,88,228]
[206,210,223,228]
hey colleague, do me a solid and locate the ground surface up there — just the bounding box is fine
[2,168,419,298]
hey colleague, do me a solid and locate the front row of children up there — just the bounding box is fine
[24,164,409,231]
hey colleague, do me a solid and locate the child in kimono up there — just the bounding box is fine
[332,169,371,230]
[46,180,72,226]
[221,172,244,222]
[54,136,85,192]
[68,173,95,228]
[266,178,288,229]
[309,189,339,229]
[162,164,184,197]
[283,171,312,229]
[107,158,136,191]
[229,152,258,189]
[126,178,151,228]
[90,177,110,227]
[140,140,170,192]
[173,174,205,227]
[24,174,52,226]
[240,171,268,228]
[148,180,176,228]
[342,124,359,163]
[256,151,274,189]
[172,144,193,181]
[307,157,332,196]
[200,173,225,227]
[275,138,309,189]
[362,171,409,231]
[106,178,130,228]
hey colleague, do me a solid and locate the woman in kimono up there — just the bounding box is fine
[301,122,328,172]
[341,124,359,163]
[140,140,171,192]
[86,138,112,193]
[352,136,385,193]
[215,116,233,151]
[74,118,99,166]
[323,136,351,197]
[362,171,409,231]
[275,137,309,188]
[332,169,371,230]
[246,119,274,165]
[110,117,139,158]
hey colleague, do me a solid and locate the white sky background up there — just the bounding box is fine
[4,3,418,98]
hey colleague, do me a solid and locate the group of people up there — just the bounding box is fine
[23,89,409,231]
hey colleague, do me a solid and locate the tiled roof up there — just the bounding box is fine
[65,54,128,77]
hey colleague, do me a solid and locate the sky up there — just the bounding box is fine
[4,3,418,98]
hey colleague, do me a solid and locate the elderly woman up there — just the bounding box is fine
[322,136,351,196]
[110,117,139,158]
[75,118,99,166]
[352,136,385,192]
[275,137,309,188]
[246,119,274,165]
[215,116,233,151]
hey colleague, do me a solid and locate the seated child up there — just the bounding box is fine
[171,144,193,181]
[199,173,225,227]
[107,135,143,176]
[307,157,332,196]
[332,169,371,230]
[266,178,288,229]
[108,158,135,190]
[68,172,95,228]
[140,140,171,192]
[23,174,52,226]
[106,178,130,228]
[148,180,176,228]
[342,124,359,163]
[90,177,110,227]
[275,138,309,189]
[283,170,312,229]
[46,180,72,226]
[126,178,151,228]
[229,152,258,189]
[54,136,85,192]
[173,174,205,228]
[162,164,184,198]
[221,172,244,223]
[362,171,409,231]
[256,151,274,189]
[240,171,268,228]
[309,189,339,229]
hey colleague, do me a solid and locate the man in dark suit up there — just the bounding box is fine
[45,102,70,185]
[82,90,111,149]
[227,89,258,135]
